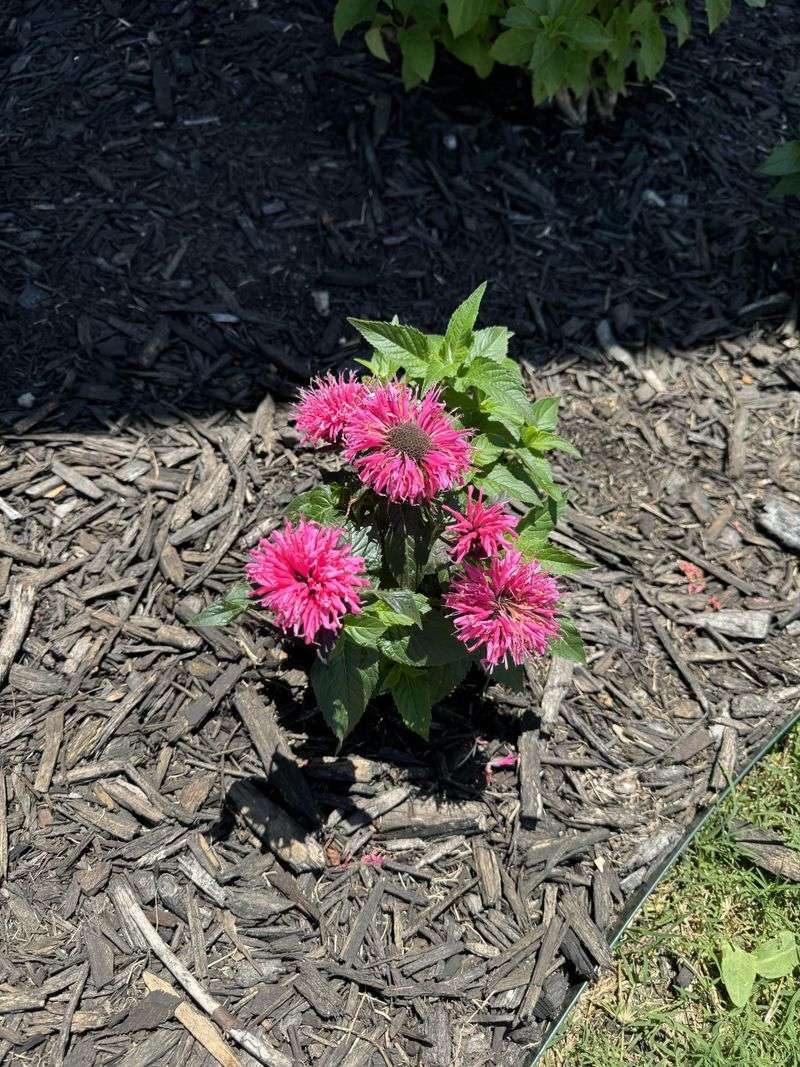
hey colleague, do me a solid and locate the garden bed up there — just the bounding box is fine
[1,1,800,1065]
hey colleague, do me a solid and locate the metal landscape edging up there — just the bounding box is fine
[526,708,800,1067]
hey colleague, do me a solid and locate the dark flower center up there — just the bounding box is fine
[386,420,433,462]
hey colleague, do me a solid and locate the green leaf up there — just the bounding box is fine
[521,426,580,456]
[348,317,430,366]
[708,0,733,32]
[514,449,559,499]
[550,616,586,664]
[364,25,389,61]
[517,499,558,545]
[469,325,511,363]
[503,2,547,30]
[343,609,388,648]
[475,461,542,506]
[355,349,404,380]
[758,141,800,177]
[311,636,380,742]
[770,173,800,199]
[343,520,383,572]
[285,485,341,525]
[383,506,434,588]
[753,931,799,980]
[490,28,537,65]
[630,1,666,80]
[447,0,488,38]
[720,942,756,1007]
[470,433,505,467]
[463,357,533,431]
[398,26,436,84]
[445,283,487,348]
[427,656,472,703]
[564,16,610,50]
[389,668,433,738]
[375,589,425,626]
[705,0,732,33]
[526,543,592,575]
[379,609,465,668]
[665,1,692,46]
[333,0,377,42]
[190,580,251,628]
[529,396,560,432]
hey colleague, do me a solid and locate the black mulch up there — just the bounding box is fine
[1,2,800,1066]
[2,0,800,420]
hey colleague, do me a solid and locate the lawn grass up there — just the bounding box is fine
[542,726,800,1067]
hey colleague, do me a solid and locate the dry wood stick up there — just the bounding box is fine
[34,708,64,794]
[54,961,89,1066]
[0,581,35,691]
[144,971,243,1067]
[109,877,292,1067]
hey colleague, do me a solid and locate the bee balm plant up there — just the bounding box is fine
[193,285,588,742]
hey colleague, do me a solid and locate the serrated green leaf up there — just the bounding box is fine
[390,669,433,738]
[753,931,798,980]
[379,609,466,668]
[285,486,341,525]
[445,282,487,348]
[355,349,404,380]
[343,609,388,647]
[311,636,380,742]
[529,396,560,432]
[550,616,586,663]
[527,543,592,575]
[502,2,547,30]
[469,325,511,363]
[514,449,559,499]
[190,580,251,628]
[475,461,541,506]
[375,589,425,626]
[522,425,579,456]
[398,26,436,83]
[517,499,557,545]
[427,656,472,703]
[343,520,382,572]
[720,942,756,1007]
[470,432,505,467]
[333,0,377,42]
[348,317,430,364]
[705,0,732,33]
[445,26,495,78]
[463,357,533,431]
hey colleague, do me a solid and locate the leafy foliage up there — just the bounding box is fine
[719,931,798,1006]
[759,138,800,198]
[333,0,769,120]
[195,285,585,742]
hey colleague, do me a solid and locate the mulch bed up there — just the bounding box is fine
[1,1,800,1065]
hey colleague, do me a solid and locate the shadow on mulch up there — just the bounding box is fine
[2,0,799,427]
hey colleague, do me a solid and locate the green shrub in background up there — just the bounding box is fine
[759,139,800,197]
[334,0,769,123]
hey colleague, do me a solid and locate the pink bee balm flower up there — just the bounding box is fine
[444,550,560,668]
[294,371,367,445]
[246,519,369,644]
[444,487,518,563]
[343,382,471,503]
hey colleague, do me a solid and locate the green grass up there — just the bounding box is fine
[542,726,800,1067]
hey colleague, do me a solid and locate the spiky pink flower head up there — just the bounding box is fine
[444,549,560,668]
[294,371,368,446]
[444,487,518,563]
[343,382,471,504]
[246,519,369,644]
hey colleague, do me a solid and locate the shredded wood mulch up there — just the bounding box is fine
[2,1,800,1065]
[1,327,799,1066]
